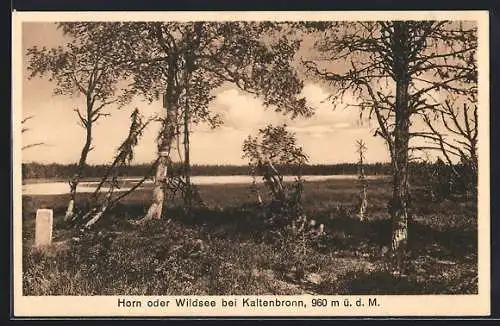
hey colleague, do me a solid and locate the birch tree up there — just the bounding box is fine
[26,23,132,221]
[85,22,311,221]
[304,21,477,274]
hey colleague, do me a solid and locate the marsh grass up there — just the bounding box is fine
[22,179,477,295]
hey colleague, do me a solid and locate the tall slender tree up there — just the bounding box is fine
[356,139,368,221]
[26,23,132,221]
[303,21,477,273]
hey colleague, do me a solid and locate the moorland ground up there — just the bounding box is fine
[22,177,477,295]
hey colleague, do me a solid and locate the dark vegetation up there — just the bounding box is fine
[22,161,466,179]
[22,162,392,179]
[23,178,477,295]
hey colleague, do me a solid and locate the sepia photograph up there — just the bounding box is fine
[12,11,490,317]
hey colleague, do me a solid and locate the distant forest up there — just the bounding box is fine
[22,162,442,180]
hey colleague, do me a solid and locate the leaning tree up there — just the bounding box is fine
[26,23,133,221]
[74,21,312,221]
[303,21,477,273]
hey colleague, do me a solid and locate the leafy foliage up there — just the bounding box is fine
[63,22,312,126]
[27,23,132,111]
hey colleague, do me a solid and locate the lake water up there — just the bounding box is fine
[22,175,384,196]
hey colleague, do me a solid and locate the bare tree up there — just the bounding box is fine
[26,23,132,221]
[303,21,477,274]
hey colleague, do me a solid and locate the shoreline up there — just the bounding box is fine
[21,175,391,196]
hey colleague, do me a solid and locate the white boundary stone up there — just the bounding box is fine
[35,209,53,247]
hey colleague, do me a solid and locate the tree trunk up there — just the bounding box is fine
[358,184,367,221]
[65,118,92,221]
[391,147,409,274]
[144,156,168,220]
[84,190,112,228]
[183,94,192,213]
[182,41,196,214]
[390,22,411,274]
[143,53,178,221]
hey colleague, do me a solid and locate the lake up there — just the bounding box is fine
[22,175,385,196]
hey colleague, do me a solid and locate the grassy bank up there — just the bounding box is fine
[22,178,478,295]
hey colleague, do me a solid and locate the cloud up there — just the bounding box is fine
[211,88,281,131]
[281,83,369,137]
[201,83,377,145]
[332,122,353,129]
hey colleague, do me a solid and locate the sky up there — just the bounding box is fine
[19,22,456,166]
